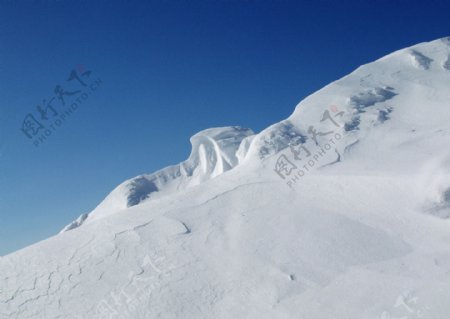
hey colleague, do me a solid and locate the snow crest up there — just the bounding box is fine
[62,126,254,230]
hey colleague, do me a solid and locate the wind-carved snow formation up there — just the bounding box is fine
[3,38,450,319]
[62,126,255,229]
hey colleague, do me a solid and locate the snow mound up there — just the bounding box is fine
[62,126,254,229]
[185,126,254,181]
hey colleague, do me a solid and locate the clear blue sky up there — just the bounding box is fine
[0,0,448,255]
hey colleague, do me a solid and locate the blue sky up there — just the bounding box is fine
[0,0,448,255]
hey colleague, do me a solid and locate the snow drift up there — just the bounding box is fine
[62,126,254,228]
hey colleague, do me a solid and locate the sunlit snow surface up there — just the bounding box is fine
[2,38,450,318]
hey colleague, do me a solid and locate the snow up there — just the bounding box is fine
[2,38,450,318]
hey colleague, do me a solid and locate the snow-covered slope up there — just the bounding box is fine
[3,38,450,319]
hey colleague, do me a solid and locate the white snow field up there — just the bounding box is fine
[2,38,450,318]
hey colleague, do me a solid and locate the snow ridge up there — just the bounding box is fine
[62,126,254,229]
